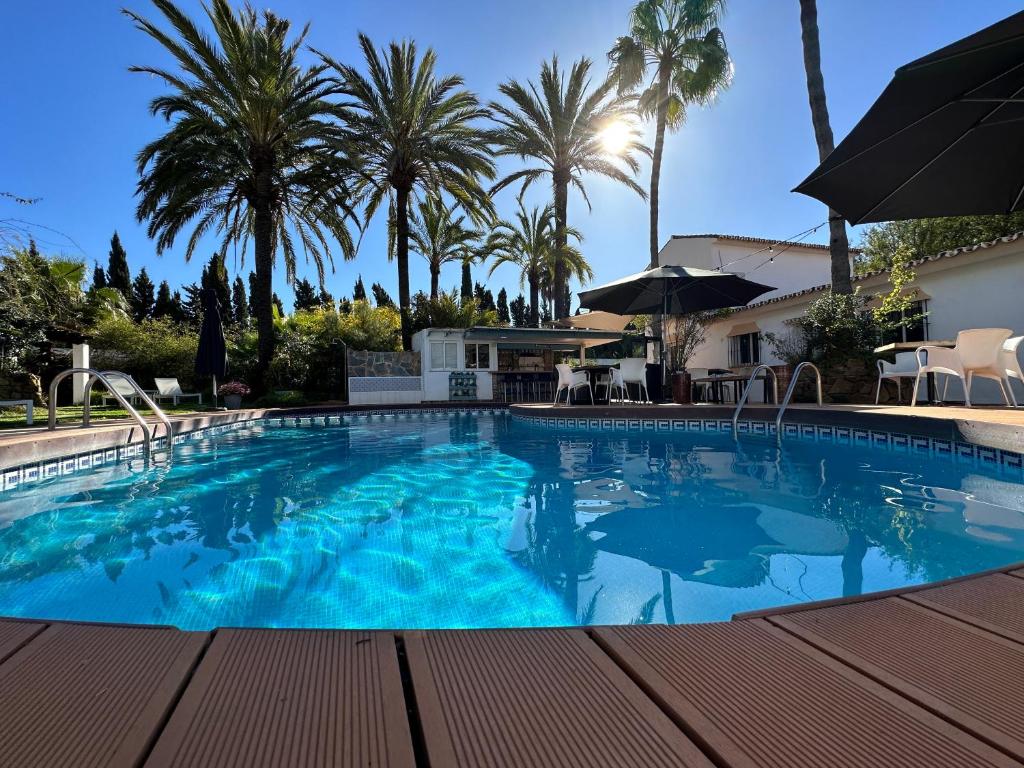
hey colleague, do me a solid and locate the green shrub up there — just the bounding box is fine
[90,315,199,388]
[766,291,879,366]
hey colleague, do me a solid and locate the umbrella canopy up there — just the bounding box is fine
[795,11,1024,224]
[554,310,635,332]
[578,265,774,316]
[195,289,227,380]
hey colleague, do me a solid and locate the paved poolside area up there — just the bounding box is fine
[1,562,1022,767]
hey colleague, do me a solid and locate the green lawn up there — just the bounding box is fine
[0,403,213,430]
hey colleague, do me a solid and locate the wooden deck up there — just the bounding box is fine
[1,564,1023,767]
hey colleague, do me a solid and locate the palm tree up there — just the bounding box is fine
[319,35,495,349]
[490,56,648,320]
[608,0,731,266]
[126,0,358,381]
[409,197,482,298]
[487,201,589,327]
[798,0,853,294]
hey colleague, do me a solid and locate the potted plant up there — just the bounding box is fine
[667,312,712,404]
[218,380,250,410]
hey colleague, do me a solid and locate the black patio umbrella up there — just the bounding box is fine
[195,289,227,407]
[578,266,774,388]
[795,11,1024,224]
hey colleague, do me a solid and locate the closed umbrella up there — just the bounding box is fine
[195,289,227,407]
[795,11,1024,224]
[578,266,774,389]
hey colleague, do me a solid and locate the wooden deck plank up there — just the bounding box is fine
[595,621,1018,768]
[0,623,207,768]
[0,618,46,663]
[771,597,1024,760]
[904,573,1024,644]
[404,628,713,768]
[145,629,414,768]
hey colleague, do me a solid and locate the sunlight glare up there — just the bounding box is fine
[599,119,633,155]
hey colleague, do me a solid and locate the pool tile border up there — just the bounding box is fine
[0,408,507,493]
[510,413,1024,476]
[3,406,1022,493]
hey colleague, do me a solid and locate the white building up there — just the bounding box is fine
[676,231,1024,403]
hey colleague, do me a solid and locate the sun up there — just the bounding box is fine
[598,119,634,155]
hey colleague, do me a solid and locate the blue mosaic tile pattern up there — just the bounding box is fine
[509,413,1024,476]
[3,403,1022,492]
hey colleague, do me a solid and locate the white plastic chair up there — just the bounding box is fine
[153,377,203,405]
[608,367,629,403]
[1001,335,1023,407]
[619,358,650,403]
[875,352,919,404]
[554,364,594,405]
[912,328,1014,407]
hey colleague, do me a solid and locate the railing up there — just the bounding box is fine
[84,371,173,442]
[731,365,779,437]
[48,368,173,458]
[775,362,823,441]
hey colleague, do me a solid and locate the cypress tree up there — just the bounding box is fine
[460,261,472,299]
[92,262,107,289]
[272,293,285,317]
[130,267,156,321]
[496,288,510,325]
[371,282,395,309]
[353,275,367,302]
[293,278,318,311]
[231,276,248,326]
[510,294,527,327]
[202,253,230,313]
[107,231,131,296]
[182,282,203,326]
[338,297,352,315]
[318,288,335,308]
[153,280,175,319]
[248,272,258,315]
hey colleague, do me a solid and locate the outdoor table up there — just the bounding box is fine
[572,365,616,405]
[692,373,775,404]
[873,340,955,404]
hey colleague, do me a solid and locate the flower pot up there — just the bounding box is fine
[671,371,692,404]
[224,394,242,410]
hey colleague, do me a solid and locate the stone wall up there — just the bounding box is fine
[347,350,421,378]
[0,371,46,405]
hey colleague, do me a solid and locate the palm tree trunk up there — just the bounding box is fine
[552,174,569,320]
[799,0,853,295]
[430,263,440,299]
[650,66,671,268]
[528,274,540,328]
[395,185,413,350]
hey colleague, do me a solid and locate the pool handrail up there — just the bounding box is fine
[775,362,823,441]
[731,365,779,438]
[48,368,165,458]
[83,371,173,442]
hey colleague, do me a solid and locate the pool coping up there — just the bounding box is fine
[2,561,1024,766]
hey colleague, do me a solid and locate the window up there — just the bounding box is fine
[465,342,490,369]
[880,300,929,345]
[728,332,760,367]
[430,341,458,370]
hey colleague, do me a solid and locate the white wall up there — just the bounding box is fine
[656,237,839,302]
[687,242,1024,404]
[414,329,496,402]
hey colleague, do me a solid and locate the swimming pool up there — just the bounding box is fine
[1,411,1022,630]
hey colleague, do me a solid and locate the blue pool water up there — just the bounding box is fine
[1,412,1023,630]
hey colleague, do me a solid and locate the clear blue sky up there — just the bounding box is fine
[2,0,1019,310]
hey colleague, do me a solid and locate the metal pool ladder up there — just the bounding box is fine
[731,364,779,438]
[48,368,174,458]
[774,362,823,442]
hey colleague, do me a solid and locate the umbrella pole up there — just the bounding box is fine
[212,375,217,409]
[660,287,669,399]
